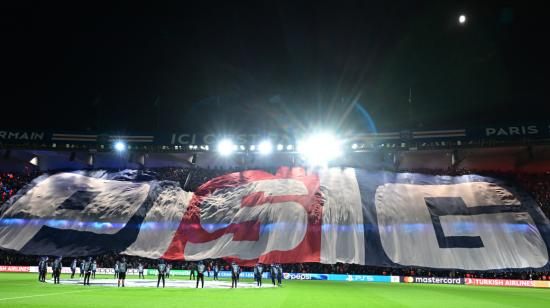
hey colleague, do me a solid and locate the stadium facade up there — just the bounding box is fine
[1,121,550,172]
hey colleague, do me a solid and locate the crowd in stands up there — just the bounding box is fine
[0,171,38,204]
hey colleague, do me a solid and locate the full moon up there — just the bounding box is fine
[459,14,466,24]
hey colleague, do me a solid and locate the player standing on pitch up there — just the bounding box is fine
[157,259,167,288]
[276,264,283,286]
[212,262,219,281]
[166,263,171,278]
[196,261,206,288]
[189,262,196,280]
[118,257,128,287]
[254,263,264,287]
[38,256,47,282]
[230,261,240,288]
[52,256,62,284]
[114,260,119,279]
[79,258,85,278]
[270,263,277,286]
[83,257,92,286]
[138,262,144,279]
[70,258,77,279]
[91,259,97,279]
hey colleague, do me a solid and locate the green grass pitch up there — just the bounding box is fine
[0,273,548,307]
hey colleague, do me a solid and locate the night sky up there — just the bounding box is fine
[1,1,549,135]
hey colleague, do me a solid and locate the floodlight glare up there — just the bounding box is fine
[351,143,358,150]
[29,155,39,166]
[277,144,284,151]
[459,14,466,24]
[258,140,273,155]
[217,139,235,156]
[286,144,293,151]
[297,133,342,166]
[250,145,256,151]
[114,141,126,152]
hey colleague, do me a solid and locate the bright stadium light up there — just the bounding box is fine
[217,139,235,156]
[351,143,358,150]
[297,132,342,166]
[114,141,126,152]
[277,144,284,151]
[286,144,293,151]
[459,14,466,24]
[258,140,273,155]
[250,145,256,151]
[29,154,39,166]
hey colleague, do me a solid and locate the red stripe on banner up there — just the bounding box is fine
[161,168,322,264]
[228,221,260,241]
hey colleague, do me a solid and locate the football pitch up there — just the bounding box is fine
[0,273,548,307]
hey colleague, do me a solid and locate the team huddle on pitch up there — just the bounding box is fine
[37,256,284,289]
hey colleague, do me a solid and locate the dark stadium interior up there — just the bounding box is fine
[1,1,550,133]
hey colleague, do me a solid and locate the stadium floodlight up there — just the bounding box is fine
[258,140,273,155]
[217,139,235,156]
[351,143,358,150]
[250,145,256,151]
[277,144,284,151]
[114,141,126,152]
[297,132,342,166]
[286,144,293,151]
[459,14,466,24]
[29,154,39,166]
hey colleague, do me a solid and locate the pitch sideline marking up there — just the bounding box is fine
[0,289,94,301]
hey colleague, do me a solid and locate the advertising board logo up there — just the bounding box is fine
[465,278,535,288]
[401,276,463,285]
[284,273,312,280]
[0,265,30,273]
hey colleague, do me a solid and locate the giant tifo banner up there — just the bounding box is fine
[1,168,550,271]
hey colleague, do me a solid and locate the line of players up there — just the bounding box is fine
[156,260,283,289]
[38,256,284,289]
[38,256,128,287]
